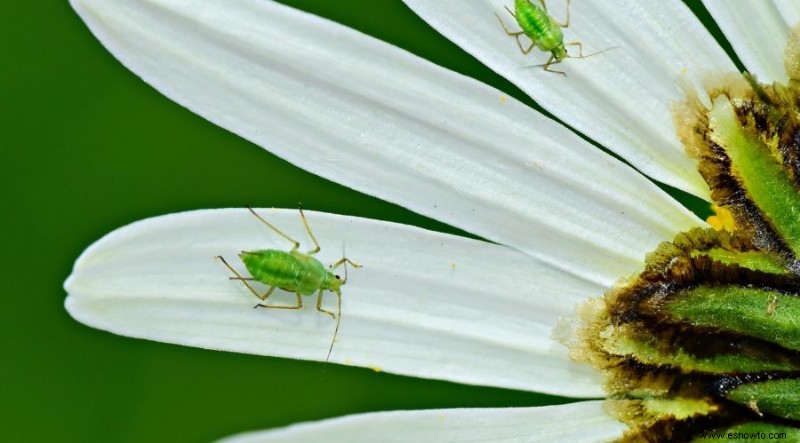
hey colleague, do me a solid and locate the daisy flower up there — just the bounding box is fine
[64,0,800,441]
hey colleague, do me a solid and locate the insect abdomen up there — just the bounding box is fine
[290,250,327,295]
[515,0,563,52]
[240,249,320,295]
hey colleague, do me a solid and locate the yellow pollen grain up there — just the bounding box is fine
[706,204,736,231]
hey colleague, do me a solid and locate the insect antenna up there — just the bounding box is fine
[323,244,362,363]
[324,290,342,364]
[567,45,619,60]
[524,46,619,72]
[342,243,349,283]
[333,244,362,283]
[325,245,349,364]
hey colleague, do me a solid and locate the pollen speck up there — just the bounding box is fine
[706,204,735,232]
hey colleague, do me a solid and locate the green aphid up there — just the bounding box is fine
[496,0,608,75]
[216,207,361,362]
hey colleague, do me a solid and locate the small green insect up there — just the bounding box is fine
[215,207,361,362]
[497,0,607,75]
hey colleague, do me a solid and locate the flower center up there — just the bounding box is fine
[572,26,800,441]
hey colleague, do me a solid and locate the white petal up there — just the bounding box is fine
[217,401,625,443]
[403,0,736,198]
[71,0,703,287]
[65,209,607,397]
[704,0,800,84]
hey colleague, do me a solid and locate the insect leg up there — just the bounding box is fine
[216,256,303,308]
[495,10,536,55]
[330,257,362,283]
[298,207,321,255]
[316,289,336,319]
[330,257,362,269]
[518,39,536,55]
[246,206,300,251]
[253,286,277,303]
[495,13,525,37]
[324,290,342,363]
[254,291,303,310]
[216,255,270,298]
[542,55,566,76]
[555,0,571,28]
[567,41,584,57]
[538,0,570,27]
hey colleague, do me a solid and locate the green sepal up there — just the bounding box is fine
[644,228,789,276]
[700,248,787,274]
[726,378,800,421]
[708,96,800,261]
[664,286,800,352]
[604,327,797,373]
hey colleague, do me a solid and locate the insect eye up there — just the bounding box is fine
[335,275,341,280]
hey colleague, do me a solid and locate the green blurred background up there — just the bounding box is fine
[3,1,731,442]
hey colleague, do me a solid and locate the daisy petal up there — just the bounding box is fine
[65,209,606,396]
[216,401,624,443]
[403,0,736,197]
[71,0,703,286]
[703,0,800,84]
